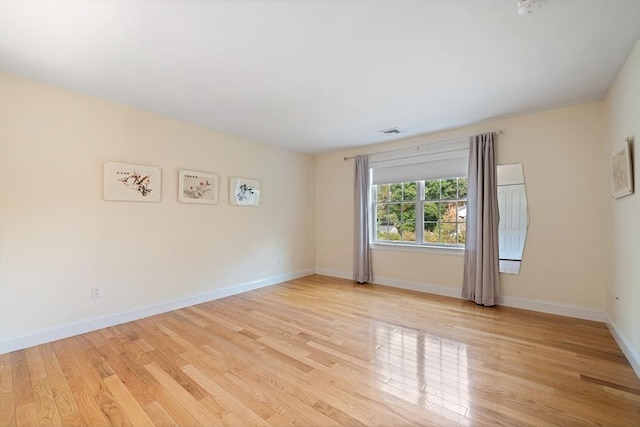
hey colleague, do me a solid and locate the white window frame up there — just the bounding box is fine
[368,137,470,255]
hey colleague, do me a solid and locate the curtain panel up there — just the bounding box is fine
[462,133,500,306]
[353,155,373,283]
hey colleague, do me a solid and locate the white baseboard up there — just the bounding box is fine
[606,315,640,378]
[315,267,352,280]
[315,268,460,298]
[315,268,605,321]
[0,268,315,355]
[372,275,462,299]
[496,295,605,322]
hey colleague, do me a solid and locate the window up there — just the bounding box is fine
[423,177,467,245]
[369,137,470,249]
[374,177,467,246]
[375,182,418,243]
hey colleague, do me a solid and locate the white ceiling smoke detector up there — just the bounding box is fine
[518,0,545,16]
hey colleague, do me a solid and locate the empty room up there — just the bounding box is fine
[1,0,639,426]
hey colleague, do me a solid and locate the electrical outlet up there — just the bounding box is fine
[91,287,101,298]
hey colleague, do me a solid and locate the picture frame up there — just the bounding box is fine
[178,169,219,204]
[229,177,261,206]
[610,139,634,199]
[104,161,161,202]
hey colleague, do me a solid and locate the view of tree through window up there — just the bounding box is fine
[375,182,418,242]
[374,177,467,246]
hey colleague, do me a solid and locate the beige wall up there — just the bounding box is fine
[602,40,640,369]
[0,73,316,343]
[316,102,606,311]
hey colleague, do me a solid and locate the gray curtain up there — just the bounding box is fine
[353,155,373,283]
[462,133,500,306]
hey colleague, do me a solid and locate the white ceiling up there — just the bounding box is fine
[1,1,639,154]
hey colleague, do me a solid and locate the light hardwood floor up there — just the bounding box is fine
[1,274,639,426]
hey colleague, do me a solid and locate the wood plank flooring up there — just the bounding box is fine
[1,274,639,426]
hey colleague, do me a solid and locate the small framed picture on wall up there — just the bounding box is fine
[229,177,260,206]
[178,169,219,204]
[610,139,634,199]
[104,161,162,202]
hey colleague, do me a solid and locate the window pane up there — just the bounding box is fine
[457,223,466,244]
[388,203,401,224]
[402,182,417,201]
[445,204,462,244]
[424,202,439,222]
[376,209,388,241]
[458,177,468,198]
[441,178,457,199]
[401,202,415,225]
[377,219,399,241]
[387,223,400,240]
[385,203,400,241]
[441,222,457,244]
[376,184,390,202]
[423,221,437,232]
[389,183,403,201]
[376,203,387,221]
[424,180,440,200]
[437,202,448,220]
[377,226,389,241]
[441,202,457,223]
[400,203,416,242]
[400,220,416,242]
[457,201,467,222]
[376,204,389,237]
[424,223,440,243]
[457,201,467,244]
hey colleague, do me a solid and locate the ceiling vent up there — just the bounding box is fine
[379,127,401,135]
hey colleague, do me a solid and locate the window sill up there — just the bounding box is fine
[370,242,465,256]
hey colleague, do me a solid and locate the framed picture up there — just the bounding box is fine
[230,177,261,206]
[610,139,634,199]
[178,169,219,204]
[104,161,161,202]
